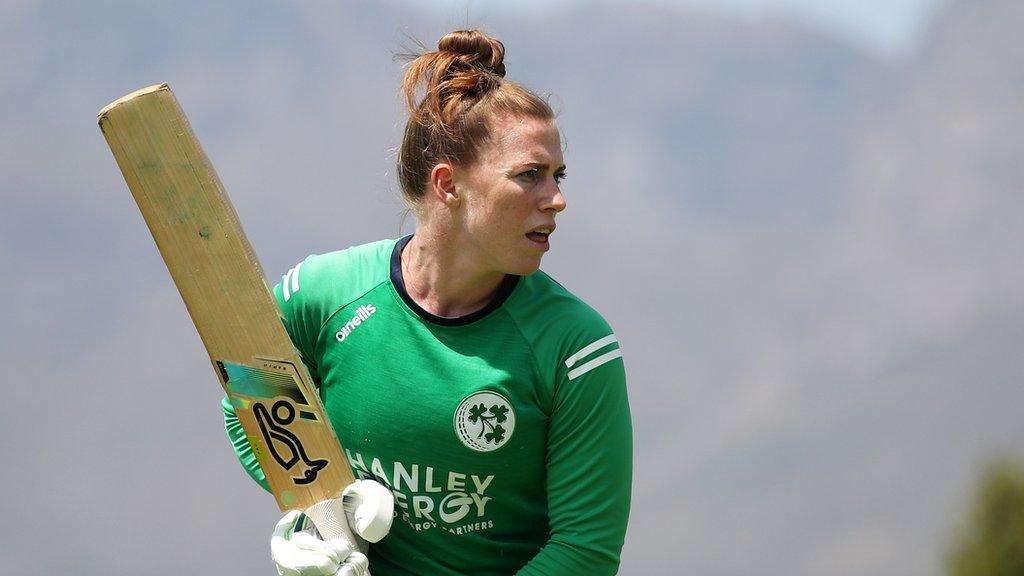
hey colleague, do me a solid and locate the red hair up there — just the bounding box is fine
[397,29,554,204]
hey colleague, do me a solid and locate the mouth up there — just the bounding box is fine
[525,226,554,248]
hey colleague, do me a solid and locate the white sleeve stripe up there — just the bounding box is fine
[564,334,618,368]
[282,269,293,302]
[567,349,623,380]
[281,262,304,303]
[290,261,303,294]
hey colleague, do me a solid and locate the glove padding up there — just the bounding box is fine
[271,480,394,576]
[271,509,367,576]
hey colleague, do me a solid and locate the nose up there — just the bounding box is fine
[543,180,567,213]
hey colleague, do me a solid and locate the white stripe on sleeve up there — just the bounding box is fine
[290,261,303,295]
[281,261,304,302]
[282,269,294,302]
[564,334,618,368]
[567,349,623,380]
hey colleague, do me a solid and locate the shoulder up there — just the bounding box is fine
[505,270,622,384]
[275,238,397,316]
[508,270,610,331]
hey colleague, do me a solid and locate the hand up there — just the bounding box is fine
[271,479,394,576]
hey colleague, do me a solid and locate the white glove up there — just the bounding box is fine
[271,479,394,576]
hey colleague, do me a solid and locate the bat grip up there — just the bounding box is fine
[304,481,393,575]
[303,498,372,575]
[303,497,362,545]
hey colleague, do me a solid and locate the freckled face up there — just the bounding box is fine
[453,115,567,276]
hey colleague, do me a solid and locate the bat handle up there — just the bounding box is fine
[303,497,373,575]
[303,480,393,576]
[303,496,360,544]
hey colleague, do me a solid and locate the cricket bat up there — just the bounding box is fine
[97,84,355,526]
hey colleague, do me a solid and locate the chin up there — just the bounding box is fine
[504,256,544,276]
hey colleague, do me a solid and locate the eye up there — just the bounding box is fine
[554,171,567,184]
[516,169,540,183]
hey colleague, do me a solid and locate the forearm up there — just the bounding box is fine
[515,539,621,576]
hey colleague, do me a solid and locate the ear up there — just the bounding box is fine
[429,163,460,207]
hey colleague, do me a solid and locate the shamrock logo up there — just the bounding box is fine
[485,424,506,444]
[468,403,489,424]
[466,403,507,444]
[490,404,509,423]
[454,391,516,452]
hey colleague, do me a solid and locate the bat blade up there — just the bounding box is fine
[98,84,354,511]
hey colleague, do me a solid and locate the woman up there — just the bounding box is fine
[224,29,632,576]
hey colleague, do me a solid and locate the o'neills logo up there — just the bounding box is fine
[336,304,377,342]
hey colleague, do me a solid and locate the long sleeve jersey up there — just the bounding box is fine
[223,236,632,575]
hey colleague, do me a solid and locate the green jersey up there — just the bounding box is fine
[223,236,632,575]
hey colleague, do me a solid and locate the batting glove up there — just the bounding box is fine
[271,479,394,576]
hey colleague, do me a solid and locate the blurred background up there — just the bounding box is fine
[1,0,1022,574]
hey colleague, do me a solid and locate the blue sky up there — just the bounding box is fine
[401,0,942,54]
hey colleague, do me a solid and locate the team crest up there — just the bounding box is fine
[453,391,516,452]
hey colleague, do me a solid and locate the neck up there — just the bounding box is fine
[401,228,507,318]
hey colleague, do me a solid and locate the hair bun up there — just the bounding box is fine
[437,29,506,77]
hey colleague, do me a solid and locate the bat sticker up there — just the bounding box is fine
[253,400,329,485]
[218,360,310,406]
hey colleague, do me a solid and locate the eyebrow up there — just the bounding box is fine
[514,162,567,172]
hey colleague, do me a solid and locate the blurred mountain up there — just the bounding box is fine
[0,1,1021,575]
